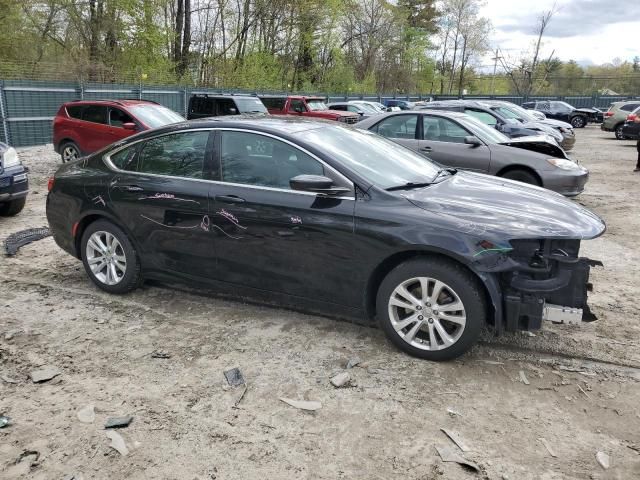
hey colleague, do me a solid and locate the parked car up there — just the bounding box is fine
[483,100,576,150]
[53,100,185,162]
[327,102,375,120]
[521,101,598,128]
[349,100,389,112]
[46,117,605,360]
[419,100,566,145]
[0,142,29,216]
[621,107,640,140]
[601,101,640,139]
[259,95,359,124]
[187,94,267,119]
[356,110,588,196]
[383,99,415,110]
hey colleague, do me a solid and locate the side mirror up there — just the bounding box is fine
[289,174,351,195]
[494,123,504,131]
[464,136,482,147]
[294,106,303,114]
[386,107,393,112]
[123,122,137,131]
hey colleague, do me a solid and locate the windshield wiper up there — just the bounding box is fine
[385,182,434,191]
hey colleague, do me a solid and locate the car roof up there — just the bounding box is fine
[63,99,159,107]
[259,95,325,100]
[190,94,258,99]
[363,109,468,119]
[421,99,488,108]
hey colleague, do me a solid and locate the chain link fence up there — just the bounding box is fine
[1,76,639,147]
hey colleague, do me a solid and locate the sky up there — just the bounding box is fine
[478,0,640,70]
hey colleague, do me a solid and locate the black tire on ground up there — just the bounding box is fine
[80,219,142,294]
[376,257,487,361]
[500,169,541,186]
[59,140,81,163]
[570,115,587,128]
[614,124,627,140]
[0,197,26,216]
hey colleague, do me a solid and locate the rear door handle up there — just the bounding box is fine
[116,184,144,192]
[420,146,432,152]
[215,195,245,204]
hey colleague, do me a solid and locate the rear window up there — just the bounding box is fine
[621,103,640,112]
[260,97,287,110]
[66,105,84,119]
[189,96,215,115]
[82,105,108,124]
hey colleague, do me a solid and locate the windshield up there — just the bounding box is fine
[371,102,387,111]
[295,125,440,189]
[354,103,378,113]
[501,104,536,122]
[493,106,523,121]
[234,98,267,114]
[458,116,511,144]
[129,105,185,128]
[307,100,328,111]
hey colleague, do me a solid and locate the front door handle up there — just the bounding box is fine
[116,184,144,192]
[215,195,245,204]
[420,146,432,152]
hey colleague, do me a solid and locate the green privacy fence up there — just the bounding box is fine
[1,78,639,147]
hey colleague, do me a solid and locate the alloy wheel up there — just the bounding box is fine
[615,125,625,140]
[388,277,466,351]
[571,116,585,128]
[85,231,127,285]
[62,145,79,162]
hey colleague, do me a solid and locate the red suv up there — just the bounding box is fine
[53,100,185,162]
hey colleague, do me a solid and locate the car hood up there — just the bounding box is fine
[325,109,358,118]
[538,118,573,129]
[498,135,568,159]
[575,107,598,114]
[403,171,605,240]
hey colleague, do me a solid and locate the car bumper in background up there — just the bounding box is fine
[0,166,29,201]
[621,124,640,140]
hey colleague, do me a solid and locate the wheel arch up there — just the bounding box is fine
[495,164,543,186]
[73,211,140,260]
[57,138,81,154]
[364,248,500,328]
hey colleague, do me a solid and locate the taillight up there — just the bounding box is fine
[628,114,637,122]
[604,111,614,117]
[47,177,55,191]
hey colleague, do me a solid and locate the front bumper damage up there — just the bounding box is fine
[475,238,602,333]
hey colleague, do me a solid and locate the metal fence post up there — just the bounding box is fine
[183,86,188,117]
[0,81,10,145]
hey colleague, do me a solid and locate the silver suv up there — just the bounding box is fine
[601,101,640,139]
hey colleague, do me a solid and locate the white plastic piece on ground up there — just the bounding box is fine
[279,397,322,411]
[543,303,583,325]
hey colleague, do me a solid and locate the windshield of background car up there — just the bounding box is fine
[129,105,185,128]
[459,116,511,144]
[505,104,537,121]
[307,100,329,111]
[356,103,378,113]
[494,106,523,121]
[296,125,440,189]
[234,98,268,113]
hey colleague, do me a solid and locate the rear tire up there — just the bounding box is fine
[80,219,141,294]
[570,116,586,128]
[500,169,541,186]
[60,141,81,163]
[0,197,26,216]
[376,257,486,361]
[614,124,627,140]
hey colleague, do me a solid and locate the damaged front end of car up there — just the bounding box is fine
[474,238,603,333]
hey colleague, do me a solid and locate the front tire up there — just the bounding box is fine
[0,197,26,216]
[80,220,141,294]
[571,116,586,128]
[376,257,486,361]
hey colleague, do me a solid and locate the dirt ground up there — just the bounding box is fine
[1,126,639,480]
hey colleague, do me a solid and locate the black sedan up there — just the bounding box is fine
[0,142,29,216]
[46,118,605,360]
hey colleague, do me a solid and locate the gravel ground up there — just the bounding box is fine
[1,127,639,479]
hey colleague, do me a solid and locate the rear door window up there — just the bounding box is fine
[190,97,214,115]
[216,99,238,116]
[289,99,306,113]
[137,131,209,178]
[621,103,640,112]
[372,114,418,139]
[82,105,108,124]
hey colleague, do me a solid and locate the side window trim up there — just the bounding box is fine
[103,128,215,182]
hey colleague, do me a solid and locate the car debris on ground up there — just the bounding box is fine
[279,398,322,411]
[104,416,133,429]
[330,371,351,388]
[29,365,61,383]
[224,367,245,387]
[435,445,479,472]
[105,430,129,456]
[76,405,95,424]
